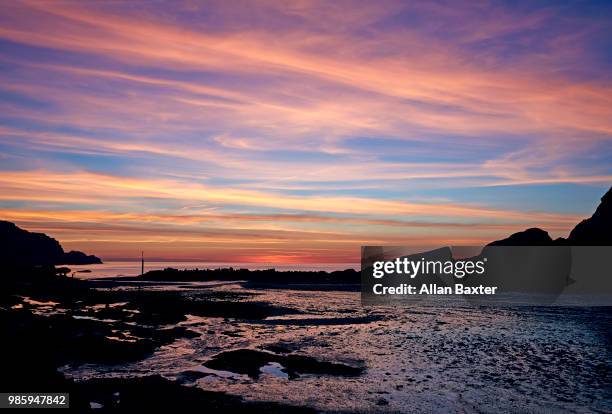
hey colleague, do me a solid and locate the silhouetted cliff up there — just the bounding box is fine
[0,221,102,266]
[567,187,612,245]
[61,250,103,265]
[488,228,554,246]
[489,187,611,246]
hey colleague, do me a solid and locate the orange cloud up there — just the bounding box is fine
[0,170,583,223]
[0,1,609,264]
[1,1,611,139]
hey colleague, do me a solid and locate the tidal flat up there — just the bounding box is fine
[2,278,610,413]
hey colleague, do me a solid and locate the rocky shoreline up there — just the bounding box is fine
[0,273,362,412]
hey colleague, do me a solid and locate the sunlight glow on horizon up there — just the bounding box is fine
[0,1,611,264]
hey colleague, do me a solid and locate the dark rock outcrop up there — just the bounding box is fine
[488,228,554,246]
[489,186,611,246]
[204,348,363,379]
[567,187,612,245]
[0,220,102,266]
[60,250,102,265]
[0,220,64,265]
[75,375,316,413]
[142,266,359,285]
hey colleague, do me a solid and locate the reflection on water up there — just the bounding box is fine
[260,362,290,379]
[48,282,611,413]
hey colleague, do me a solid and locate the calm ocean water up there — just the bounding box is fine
[67,261,358,278]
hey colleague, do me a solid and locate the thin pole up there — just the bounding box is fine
[141,251,144,276]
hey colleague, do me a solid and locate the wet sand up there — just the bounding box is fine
[3,279,610,413]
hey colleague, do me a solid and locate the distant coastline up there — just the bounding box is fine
[69,261,359,279]
[1,186,610,282]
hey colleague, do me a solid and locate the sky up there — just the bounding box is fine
[0,0,611,265]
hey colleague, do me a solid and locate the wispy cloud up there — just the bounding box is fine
[0,0,610,263]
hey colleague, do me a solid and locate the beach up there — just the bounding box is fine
[6,276,609,413]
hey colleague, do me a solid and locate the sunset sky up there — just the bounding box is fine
[0,1,611,265]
